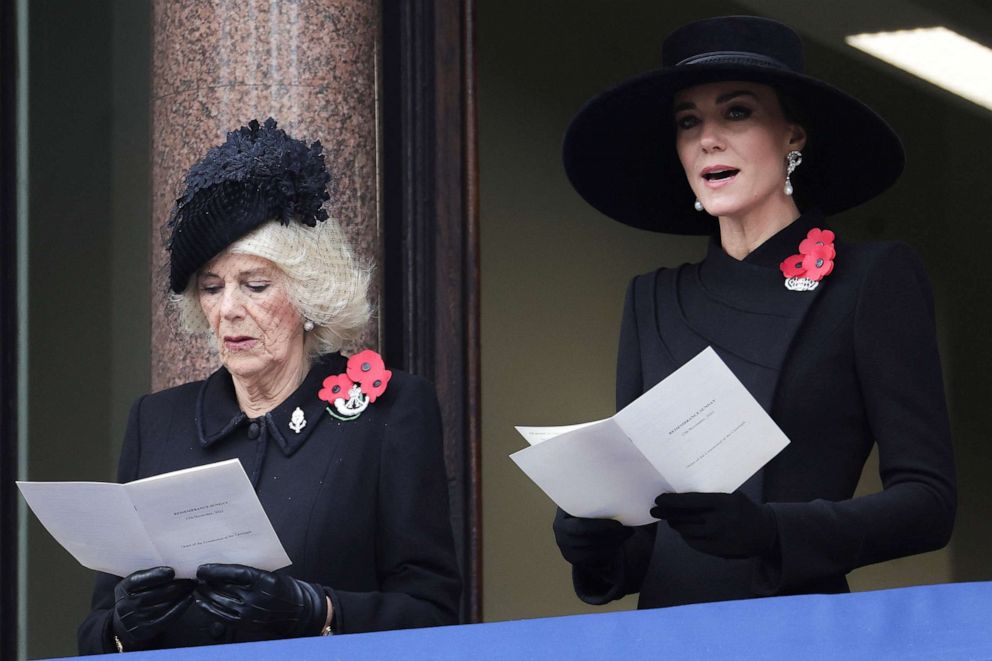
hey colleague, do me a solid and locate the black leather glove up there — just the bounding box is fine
[112,566,195,650]
[553,508,634,568]
[195,564,327,639]
[651,492,778,559]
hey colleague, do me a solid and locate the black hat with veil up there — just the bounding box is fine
[166,118,332,293]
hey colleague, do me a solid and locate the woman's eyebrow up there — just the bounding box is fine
[716,90,758,104]
[199,268,272,280]
[674,90,757,113]
[239,269,272,278]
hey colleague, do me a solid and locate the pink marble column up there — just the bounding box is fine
[150,0,380,390]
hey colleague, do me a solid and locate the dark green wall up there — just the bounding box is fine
[25,1,150,658]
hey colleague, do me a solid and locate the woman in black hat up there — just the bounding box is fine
[77,119,460,653]
[554,16,955,608]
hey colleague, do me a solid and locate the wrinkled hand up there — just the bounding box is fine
[195,564,327,639]
[554,508,634,568]
[112,566,195,649]
[651,492,777,559]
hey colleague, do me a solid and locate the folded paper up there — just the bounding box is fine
[511,347,790,525]
[17,459,291,579]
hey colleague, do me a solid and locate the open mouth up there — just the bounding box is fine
[702,168,740,181]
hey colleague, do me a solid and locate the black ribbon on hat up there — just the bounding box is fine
[677,51,793,71]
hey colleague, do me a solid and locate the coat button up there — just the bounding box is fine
[209,621,226,639]
[247,422,260,439]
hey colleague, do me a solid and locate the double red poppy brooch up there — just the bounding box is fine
[779,228,836,292]
[317,349,392,421]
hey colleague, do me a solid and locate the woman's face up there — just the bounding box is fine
[674,80,806,222]
[197,252,304,382]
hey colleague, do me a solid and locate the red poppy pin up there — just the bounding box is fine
[317,349,392,421]
[779,228,836,292]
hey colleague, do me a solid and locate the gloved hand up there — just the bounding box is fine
[553,508,634,568]
[195,563,327,639]
[651,492,778,559]
[112,566,195,650]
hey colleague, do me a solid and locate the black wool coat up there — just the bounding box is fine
[569,212,956,608]
[78,353,461,654]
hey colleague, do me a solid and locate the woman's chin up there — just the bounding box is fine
[221,353,269,380]
[701,202,737,218]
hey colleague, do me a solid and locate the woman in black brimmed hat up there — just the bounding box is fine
[554,16,955,608]
[78,119,460,653]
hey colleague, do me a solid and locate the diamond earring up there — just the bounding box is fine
[694,199,704,212]
[303,319,315,332]
[785,150,803,196]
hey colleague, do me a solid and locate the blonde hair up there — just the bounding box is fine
[172,217,371,361]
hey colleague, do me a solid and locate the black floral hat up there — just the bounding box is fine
[562,16,905,234]
[167,118,331,292]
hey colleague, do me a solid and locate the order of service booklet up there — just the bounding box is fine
[17,459,291,579]
[510,347,791,526]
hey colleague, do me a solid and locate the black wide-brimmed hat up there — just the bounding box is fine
[563,15,905,234]
[167,118,331,292]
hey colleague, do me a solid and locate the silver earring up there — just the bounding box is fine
[784,150,802,196]
[303,319,315,332]
[694,199,704,212]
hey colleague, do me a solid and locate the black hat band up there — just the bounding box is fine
[677,51,793,71]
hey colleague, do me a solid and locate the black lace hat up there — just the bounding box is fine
[167,118,331,292]
[562,15,905,234]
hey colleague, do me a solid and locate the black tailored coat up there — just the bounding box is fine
[568,212,956,608]
[78,352,461,654]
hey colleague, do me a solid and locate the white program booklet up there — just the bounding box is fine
[511,347,790,526]
[17,459,291,579]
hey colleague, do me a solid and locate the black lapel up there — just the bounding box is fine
[652,213,831,413]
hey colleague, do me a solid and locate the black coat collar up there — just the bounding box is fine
[653,209,832,398]
[196,352,348,457]
[739,209,827,270]
[697,210,828,310]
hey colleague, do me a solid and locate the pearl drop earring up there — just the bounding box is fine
[784,150,803,196]
[303,319,315,332]
[694,199,704,212]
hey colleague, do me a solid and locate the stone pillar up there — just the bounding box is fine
[150,0,380,390]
